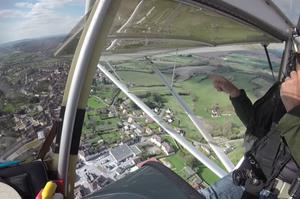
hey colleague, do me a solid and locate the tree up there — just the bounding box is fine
[144,93,167,109]
[192,95,199,103]
[184,153,199,169]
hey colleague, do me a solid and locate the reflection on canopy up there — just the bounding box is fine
[55,0,282,56]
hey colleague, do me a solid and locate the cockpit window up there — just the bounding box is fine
[0,0,84,161]
[0,1,288,198]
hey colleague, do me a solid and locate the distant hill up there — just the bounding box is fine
[0,35,66,57]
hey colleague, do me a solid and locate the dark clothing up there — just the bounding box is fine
[230,83,286,140]
[229,83,300,198]
[200,83,300,199]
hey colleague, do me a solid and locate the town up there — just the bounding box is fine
[0,57,69,161]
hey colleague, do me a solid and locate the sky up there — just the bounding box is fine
[0,0,299,45]
[0,0,85,44]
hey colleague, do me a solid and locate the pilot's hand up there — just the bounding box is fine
[209,75,240,97]
[281,63,300,112]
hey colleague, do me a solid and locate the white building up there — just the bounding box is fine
[37,130,45,140]
[161,142,175,156]
[150,135,162,147]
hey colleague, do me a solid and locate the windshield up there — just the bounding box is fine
[0,1,286,199]
[0,0,84,161]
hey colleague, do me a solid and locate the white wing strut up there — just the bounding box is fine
[97,63,227,178]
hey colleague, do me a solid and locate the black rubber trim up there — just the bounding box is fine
[54,106,86,154]
[191,0,288,41]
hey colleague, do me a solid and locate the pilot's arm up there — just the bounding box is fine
[230,90,253,127]
[210,75,253,126]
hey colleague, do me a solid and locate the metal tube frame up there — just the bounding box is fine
[278,38,293,81]
[98,63,227,178]
[58,0,115,195]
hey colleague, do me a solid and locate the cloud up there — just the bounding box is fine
[0,0,83,43]
[15,2,34,9]
[18,0,80,36]
[0,9,25,18]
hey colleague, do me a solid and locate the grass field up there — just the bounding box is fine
[117,71,164,86]
[166,151,220,185]
[166,152,186,173]
[196,164,220,184]
[228,143,244,165]
[100,131,121,145]
[87,96,106,109]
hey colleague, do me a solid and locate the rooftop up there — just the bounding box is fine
[110,144,134,162]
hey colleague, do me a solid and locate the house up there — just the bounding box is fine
[123,125,129,131]
[165,114,172,119]
[167,118,173,123]
[211,104,221,117]
[128,117,134,124]
[37,130,45,140]
[108,111,117,117]
[161,142,175,155]
[134,128,143,136]
[134,125,144,135]
[130,123,139,130]
[200,145,211,155]
[166,108,172,114]
[145,127,153,135]
[150,135,162,147]
[119,104,125,110]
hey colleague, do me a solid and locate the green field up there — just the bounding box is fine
[196,164,220,185]
[100,131,121,145]
[166,152,186,173]
[228,143,244,165]
[87,96,106,109]
[117,71,164,86]
[166,151,220,185]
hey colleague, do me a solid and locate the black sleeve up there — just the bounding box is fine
[230,89,253,127]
